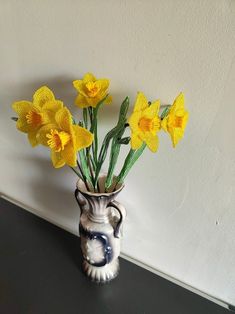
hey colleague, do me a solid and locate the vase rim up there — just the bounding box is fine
[76,173,124,198]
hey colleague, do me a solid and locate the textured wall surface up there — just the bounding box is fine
[1,0,235,305]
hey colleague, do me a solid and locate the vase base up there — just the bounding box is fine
[82,259,119,283]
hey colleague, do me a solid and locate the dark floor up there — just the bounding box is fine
[0,197,231,314]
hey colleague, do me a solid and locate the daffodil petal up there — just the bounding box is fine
[134,92,149,112]
[12,101,32,117]
[55,107,72,132]
[28,131,38,147]
[86,97,100,107]
[105,95,112,105]
[73,80,82,91]
[31,104,43,113]
[170,128,184,148]
[143,100,160,118]
[129,111,141,132]
[161,117,168,132]
[73,125,93,151]
[61,145,76,167]
[51,151,65,168]
[130,133,143,150]
[171,92,185,113]
[73,80,88,97]
[98,79,109,92]
[83,73,96,83]
[75,94,89,108]
[15,117,30,133]
[182,112,189,130]
[42,100,64,112]
[33,86,55,107]
[144,133,159,152]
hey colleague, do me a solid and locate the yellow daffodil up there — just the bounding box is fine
[161,93,189,148]
[37,107,93,168]
[128,92,161,152]
[12,86,63,147]
[73,72,112,108]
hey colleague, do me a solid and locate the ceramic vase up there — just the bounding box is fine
[75,174,126,283]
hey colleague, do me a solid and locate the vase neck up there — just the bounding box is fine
[76,174,124,223]
[86,194,114,223]
[87,211,109,223]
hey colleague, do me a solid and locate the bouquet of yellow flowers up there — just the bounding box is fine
[12,72,189,193]
[12,72,189,283]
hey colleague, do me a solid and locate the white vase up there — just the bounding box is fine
[75,174,126,283]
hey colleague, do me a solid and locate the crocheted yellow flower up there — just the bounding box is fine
[129,92,161,152]
[161,93,189,148]
[12,86,63,147]
[37,107,93,168]
[73,72,112,108]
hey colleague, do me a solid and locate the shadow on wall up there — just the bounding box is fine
[5,76,79,119]
[7,76,126,121]
[16,154,81,232]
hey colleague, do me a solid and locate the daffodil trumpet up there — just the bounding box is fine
[12,72,189,193]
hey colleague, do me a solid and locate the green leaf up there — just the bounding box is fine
[89,97,109,167]
[94,123,124,187]
[117,96,129,124]
[95,97,130,188]
[79,150,93,186]
[105,128,125,190]
[115,143,146,186]
[118,137,130,145]
[105,97,130,190]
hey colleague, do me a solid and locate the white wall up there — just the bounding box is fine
[1,0,235,306]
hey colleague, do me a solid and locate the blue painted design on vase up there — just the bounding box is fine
[79,224,113,267]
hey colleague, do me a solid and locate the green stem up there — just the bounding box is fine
[69,166,83,180]
[83,108,88,128]
[94,118,98,165]
[85,95,109,183]
[77,155,91,191]
[90,94,109,133]
[105,127,125,191]
[87,153,97,191]
[94,123,125,189]
[104,97,130,190]
[114,143,146,190]
[89,108,98,166]
[90,154,96,170]
[160,105,171,119]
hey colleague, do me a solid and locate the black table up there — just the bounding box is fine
[0,197,231,314]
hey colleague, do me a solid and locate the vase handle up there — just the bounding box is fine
[75,188,88,216]
[108,200,126,238]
